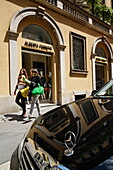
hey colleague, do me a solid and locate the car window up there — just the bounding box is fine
[94,80,113,97]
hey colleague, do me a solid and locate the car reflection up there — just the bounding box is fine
[10,79,113,170]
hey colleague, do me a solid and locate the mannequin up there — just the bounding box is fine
[48,71,52,101]
[40,71,46,87]
[40,71,46,101]
[40,70,44,77]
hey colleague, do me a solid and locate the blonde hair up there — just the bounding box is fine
[30,69,38,76]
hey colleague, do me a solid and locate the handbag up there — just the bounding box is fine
[32,83,44,95]
[20,86,29,98]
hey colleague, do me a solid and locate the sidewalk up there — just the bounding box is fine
[0,103,59,122]
[0,103,59,170]
[1,104,113,170]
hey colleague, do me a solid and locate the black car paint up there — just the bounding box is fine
[10,80,113,170]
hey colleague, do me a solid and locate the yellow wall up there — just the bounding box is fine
[0,0,113,101]
[46,9,108,94]
[0,0,35,95]
[105,1,112,8]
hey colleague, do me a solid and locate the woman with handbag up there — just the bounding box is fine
[14,68,28,117]
[26,68,43,120]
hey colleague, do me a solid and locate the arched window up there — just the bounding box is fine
[95,47,106,58]
[95,46,107,90]
[22,24,52,44]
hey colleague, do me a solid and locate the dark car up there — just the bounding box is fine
[10,79,113,170]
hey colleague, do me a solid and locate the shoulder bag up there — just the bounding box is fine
[20,86,30,98]
[32,83,44,96]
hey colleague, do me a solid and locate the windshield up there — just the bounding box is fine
[94,79,113,97]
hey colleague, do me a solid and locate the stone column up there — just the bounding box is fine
[7,31,19,95]
[57,44,66,104]
[111,59,113,79]
[92,55,96,90]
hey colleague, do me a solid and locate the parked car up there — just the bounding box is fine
[10,79,113,170]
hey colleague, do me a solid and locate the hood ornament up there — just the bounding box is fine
[64,131,77,156]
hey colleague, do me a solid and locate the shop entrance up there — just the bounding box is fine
[95,63,106,90]
[22,51,52,103]
[95,46,108,90]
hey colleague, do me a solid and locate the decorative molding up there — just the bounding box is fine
[36,6,45,17]
[7,30,19,40]
[57,44,66,51]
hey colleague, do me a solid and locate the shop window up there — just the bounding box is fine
[95,47,107,64]
[22,24,52,44]
[95,46,107,89]
[70,32,87,74]
[95,63,105,89]
[95,47,106,58]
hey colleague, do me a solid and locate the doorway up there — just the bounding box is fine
[22,51,52,103]
[95,63,106,90]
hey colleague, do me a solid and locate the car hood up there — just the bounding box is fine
[24,97,113,170]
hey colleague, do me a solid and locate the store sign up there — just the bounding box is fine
[24,41,52,52]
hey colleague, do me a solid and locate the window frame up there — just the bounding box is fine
[22,24,52,44]
[70,32,87,75]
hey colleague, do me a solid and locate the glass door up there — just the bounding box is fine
[95,63,106,90]
[22,51,52,103]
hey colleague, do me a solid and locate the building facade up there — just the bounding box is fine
[0,0,113,113]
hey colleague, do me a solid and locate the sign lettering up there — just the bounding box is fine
[24,41,52,51]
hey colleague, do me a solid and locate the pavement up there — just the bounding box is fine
[1,103,113,170]
[0,103,58,121]
[0,103,58,170]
